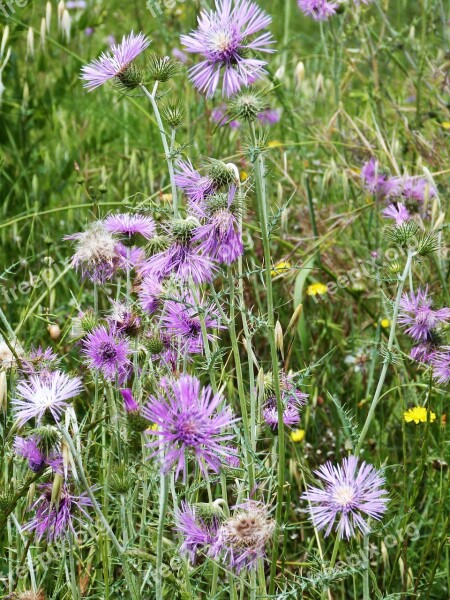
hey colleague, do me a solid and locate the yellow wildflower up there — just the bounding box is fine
[271,261,291,277]
[268,140,283,148]
[441,122,450,130]
[381,319,390,329]
[240,170,248,182]
[290,429,305,443]
[307,282,328,296]
[404,407,437,424]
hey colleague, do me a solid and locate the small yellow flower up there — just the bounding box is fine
[150,423,158,431]
[268,140,283,148]
[404,407,437,424]
[307,282,328,296]
[290,429,305,443]
[271,261,291,277]
[381,319,390,329]
[441,122,450,130]
[240,170,248,182]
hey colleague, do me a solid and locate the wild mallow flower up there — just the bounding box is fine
[181,0,274,97]
[141,218,216,284]
[143,374,237,479]
[24,483,92,541]
[12,371,83,426]
[382,203,410,226]
[211,501,275,571]
[161,293,224,355]
[398,288,450,342]
[103,213,155,240]
[302,455,388,539]
[430,348,450,385]
[81,31,150,91]
[297,0,338,20]
[193,186,244,265]
[175,501,220,562]
[65,221,120,283]
[83,325,132,384]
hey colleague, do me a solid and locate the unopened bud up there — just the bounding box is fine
[27,27,34,59]
[46,2,52,33]
[295,61,305,87]
[285,303,303,336]
[275,320,284,359]
[48,324,61,340]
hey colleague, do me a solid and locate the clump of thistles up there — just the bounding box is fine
[302,455,388,539]
[181,0,274,97]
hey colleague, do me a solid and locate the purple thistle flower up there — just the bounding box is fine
[181,0,275,98]
[210,501,275,571]
[174,160,217,214]
[116,243,146,272]
[410,343,437,364]
[103,213,156,240]
[143,375,237,479]
[263,372,308,429]
[431,348,450,385]
[302,456,388,539]
[81,31,150,91]
[388,176,437,210]
[14,436,46,472]
[361,158,391,199]
[14,435,62,473]
[141,220,216,284]
[212,104,242,129]
[398,287,450,342]
[24,483,92,541]
[83,325,132,384]
[257,107,281,125]
[175,501,220,562]
[108,301,142,336]
[19,346,61,378]
[12,371,83,426]
[297,0,338,20]
[382,202,410,226]
[162,293,224,355]
[138,276,164,314]
[121,388,140,412]
[193,187,244,265]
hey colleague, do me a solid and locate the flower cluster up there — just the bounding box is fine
[297,0,373,21]
[398,287,450,385]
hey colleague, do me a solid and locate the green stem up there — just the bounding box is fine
[155,470,169,598]
[250,123,285,595]
[140,83,179,217]
[355,251,414,454]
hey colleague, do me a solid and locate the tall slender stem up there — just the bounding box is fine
[155,471,169,598]
[250,123,285,595]
[140,83,179,217]
[355,251,414,454]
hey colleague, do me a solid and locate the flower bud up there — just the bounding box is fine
[295,61,305,87]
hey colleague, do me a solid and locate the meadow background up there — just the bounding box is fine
[0,0,449,598]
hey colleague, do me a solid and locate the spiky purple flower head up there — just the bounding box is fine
[161,293,224,355]
[175,501,220,562]
[298,0,338,20]
[398,287,450,342]
[103,213,156,240]
[410,343,437,364]
[302,456,388,539]
[174,160,217,215]
[19,346,61,378]
[81,31,150,91]
[389,176,437,211]
[108,301,142,337]
[138,276,164,315]
[141,219,216,284]
[382,203,410,226]
[24,483,92,541]
[12,371,83,427]
[181,0,275,98]
[143,374,237,479]
[263,372,308,429]
[83,325,132,384]
[361,158,391,199]
[14,435,62,473]
[431,348,450,385]
[210,500,275,571]
[193,186,244,265]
